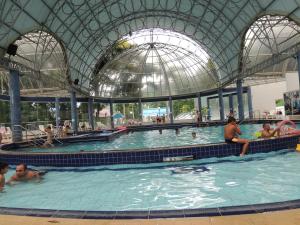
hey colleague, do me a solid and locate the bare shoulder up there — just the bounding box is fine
[27,170,39,178]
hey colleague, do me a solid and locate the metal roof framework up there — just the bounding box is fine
[0,0,299,98]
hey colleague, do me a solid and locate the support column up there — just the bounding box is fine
[9,69,22,142]
[88,98,94,130]
[229,94,234,112]
[109,100,114,129]
[218,88,225,121]
[70,89,78,134]
[297,51,300,88]
[138,99,143,121]
[168,96,173,124]
[206,98,211,121]
[247,87,253,119]
[237,79,244,120]
[55,97,60,128]
[197,93,202,122]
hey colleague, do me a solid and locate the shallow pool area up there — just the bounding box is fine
[1,149,300,211]
[23,124,264,153]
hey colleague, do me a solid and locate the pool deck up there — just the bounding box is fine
[1,208,300,225]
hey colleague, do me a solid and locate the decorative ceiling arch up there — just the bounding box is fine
[0,0,299,98]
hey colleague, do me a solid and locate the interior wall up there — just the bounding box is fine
[251,81,286,114]
[285,72,299,92]
[251,72,299,114]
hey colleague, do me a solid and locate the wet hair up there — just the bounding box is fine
[0,162,8,171]
[227,116,236,124]
[18,163,27,171]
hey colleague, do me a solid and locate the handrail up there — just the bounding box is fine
[13,125,44,146]
[12,125,63,146]
[41,126,63,144]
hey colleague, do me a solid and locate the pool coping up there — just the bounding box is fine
[1,199,300,219]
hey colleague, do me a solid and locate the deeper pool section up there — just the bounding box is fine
[1,149,300,211]
[24,124,263,153]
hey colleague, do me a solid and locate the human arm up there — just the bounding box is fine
[235,124,242,135]
[0,175,5,190]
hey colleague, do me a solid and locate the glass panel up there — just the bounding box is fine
[223,96,230,119]
[92,28,218,98]
[209,98,220,121]
[243,93,249,119]
[77,102,89,129]
[60,102,72,126]
[113,103,140,125]
[93,103,111,129]
[0,100,10,125]
[142,101,169,124]
[173,98,195,122]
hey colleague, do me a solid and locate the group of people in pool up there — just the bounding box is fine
[224,116,293,156]
[0,162,43,191]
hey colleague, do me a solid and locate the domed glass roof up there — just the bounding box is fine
[90,29,218,98]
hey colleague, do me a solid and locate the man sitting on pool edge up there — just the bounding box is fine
[224,116,249,156]
[6,163,45,184]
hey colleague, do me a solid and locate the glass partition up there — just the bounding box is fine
[77,102,89,128]
[113,103,139,125]
[0,100,10,125]
[21,102,55,129]
[173,98,195,123]
[60,102,71,126]
[208,98,220,121]
[142,101,169,124]
[93,103,110,129]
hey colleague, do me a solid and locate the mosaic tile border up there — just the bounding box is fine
[0,135,299,167]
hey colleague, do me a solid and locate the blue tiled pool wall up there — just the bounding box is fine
[0,135,299,167]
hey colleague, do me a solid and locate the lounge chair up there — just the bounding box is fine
[84,122,92,130]
[96,122,109,130]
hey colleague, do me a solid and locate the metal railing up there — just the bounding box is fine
[13,125,63,146]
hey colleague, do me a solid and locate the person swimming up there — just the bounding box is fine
[261,123,280,138]
[0,162,8,191]
[6,163,45,185]
[43,125,54,148]
[192,132,196,139]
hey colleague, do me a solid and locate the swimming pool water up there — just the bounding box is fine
[26,124,265,153]
[1,150,300,211]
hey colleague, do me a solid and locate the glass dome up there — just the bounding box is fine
[1,31,69,97]
[90,29,218,98]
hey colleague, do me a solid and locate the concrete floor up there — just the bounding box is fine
[1,208,300,225]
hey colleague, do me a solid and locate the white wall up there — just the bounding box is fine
[251,81,286,113]
[251,72,299,115]
[285,72,299,92]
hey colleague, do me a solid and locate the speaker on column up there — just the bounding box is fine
[7,44,18,56]
[74,78,79,85]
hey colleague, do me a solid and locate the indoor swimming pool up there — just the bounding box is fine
[1,149,300,211]
[24,123,265,153]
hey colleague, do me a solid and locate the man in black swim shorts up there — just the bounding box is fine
[224,117,249,156]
